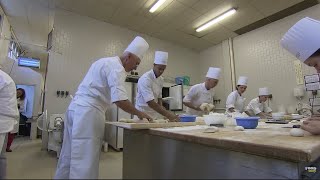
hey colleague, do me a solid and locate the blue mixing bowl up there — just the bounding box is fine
[179,115,197,122]
[235,117,260,129]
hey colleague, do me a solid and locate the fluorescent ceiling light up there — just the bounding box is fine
[149,0,167,13]
[196,8,237,32]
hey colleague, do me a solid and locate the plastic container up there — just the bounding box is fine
[272,112,285,120]
[175,77,184,84]
[175,76,190,85]
[235,117,260,129]
[179,115,197,122]
[183,76,190,86]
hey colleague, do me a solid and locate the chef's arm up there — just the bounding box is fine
[183,101,201,111]
[115,100,152,121]
[228,107,235,112]
[147,100,178,121]
[256,112,265,118]
[244,111,251,116]
[158,98,163,106]
[256,112,271,119]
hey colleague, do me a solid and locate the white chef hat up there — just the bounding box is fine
[280,17,320,62]
[237,76,248,86]
[154,51,168,65]
[124,36,149,60]
[259,87,269,96]
[206,67,221,79]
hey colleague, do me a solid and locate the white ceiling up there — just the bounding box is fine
[0,0,305,54]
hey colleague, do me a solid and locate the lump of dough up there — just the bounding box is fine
[290,120,298,123]
[234,126,245,131]
[207,104,215,111]
[290,128,304,137]
[200,103,209,111]
[119,119,128,123]
[151,119,169,123]
[203,127,219,133]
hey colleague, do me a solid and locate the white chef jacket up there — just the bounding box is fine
[73,56,128,112]
[135,69,164,118]
[183,83,214,116]
[226,90,246,113]
[245,97,272,116]
[18,98,27,114]
[0,69,19,134]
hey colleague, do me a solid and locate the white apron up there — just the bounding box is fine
[54,103,105,179]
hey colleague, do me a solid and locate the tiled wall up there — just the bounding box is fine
[45,9,201,116]
[232,4,320,112]
[200,4,320,113]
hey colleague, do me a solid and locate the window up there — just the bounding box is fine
[8,37,21,60]
[18,57,40,69]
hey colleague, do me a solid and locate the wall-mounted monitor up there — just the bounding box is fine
[18,57,40,69]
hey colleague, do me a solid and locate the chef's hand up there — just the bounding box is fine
[167,114,179,122]
[301,120,320,135]
[195,106,202,111]
[137,112,153,122]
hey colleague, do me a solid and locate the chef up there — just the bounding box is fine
[226,76,248,113]
[135,51,178,121]
[54,36,152,179]
[183,67,221,116]
[0,67,19,179]
[281,17,320,135]
[245,87,272,118]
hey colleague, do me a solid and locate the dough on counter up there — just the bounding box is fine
[234,126,245,131]
[151,119,169,123]
[119,119,149,123]
[119,119,131,123]
[203,127,219,133]
[290,128,304,137]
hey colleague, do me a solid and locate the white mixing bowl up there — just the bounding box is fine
[203,113,226,125]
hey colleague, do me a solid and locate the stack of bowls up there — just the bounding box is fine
[272,112,285,120]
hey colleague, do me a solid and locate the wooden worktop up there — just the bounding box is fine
[147,123,320,163]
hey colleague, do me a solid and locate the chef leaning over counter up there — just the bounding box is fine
[245,87,272,118]
[54,36,152,179]
[183,67,221,116]
[281,17,320,135]
[135,51,178,122]
[226,76,248,113]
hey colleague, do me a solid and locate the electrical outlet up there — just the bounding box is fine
[312,90,318,96]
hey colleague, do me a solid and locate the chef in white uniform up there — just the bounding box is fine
[281,17,320,135]
[0,67,19,179]
[226,76,248,113]
[135,51,178,121]
[54,36,152,179]
[245,87,272,118]
[183,67,221,116]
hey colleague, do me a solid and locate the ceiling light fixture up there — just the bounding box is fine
[149,0,167,13]
[196,8,237,32]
